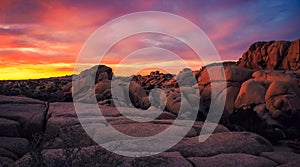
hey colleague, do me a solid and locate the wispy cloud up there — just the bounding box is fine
[0,0,299,79]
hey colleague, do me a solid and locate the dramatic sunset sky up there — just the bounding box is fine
[0,0,299,79]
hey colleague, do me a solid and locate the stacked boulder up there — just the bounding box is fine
[63,61,300,140]
[66,66,200,117]
[197,63,253,116]
[71,65,113,103]
[196,63,300,139]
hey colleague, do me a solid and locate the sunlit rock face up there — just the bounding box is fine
[238,39,300,70]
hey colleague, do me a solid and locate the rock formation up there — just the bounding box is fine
[238,39,300,70]
[59,59,300,142]
[0,39,300,166]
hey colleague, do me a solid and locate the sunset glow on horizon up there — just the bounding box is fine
[1,0,299,80]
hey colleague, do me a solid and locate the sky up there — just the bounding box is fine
[0,0,299,79]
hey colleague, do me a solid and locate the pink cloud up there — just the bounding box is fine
[0,0,299,79]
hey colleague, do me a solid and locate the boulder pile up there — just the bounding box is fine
[62,61,300,142]
[0,39,300,166]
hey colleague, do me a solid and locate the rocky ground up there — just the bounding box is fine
[1,95,300,167]
[0,39,299,166]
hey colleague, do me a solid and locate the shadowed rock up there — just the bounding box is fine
[169,132,273,157]
[260,151,300,165]
[188,153,277,167]
[0,95,47,139]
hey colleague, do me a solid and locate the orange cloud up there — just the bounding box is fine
[0,0,299,80]
[0,63,75,80]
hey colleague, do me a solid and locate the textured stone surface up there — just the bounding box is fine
[133,152,193,167]
[260,151,300,164]
[72,65,113,102]
[169,132,273,157]
[238,39,300,70]
[0,156,15,166]
[265,81,300,120]
[0,137,29,157]
[128,81,150,109]
[0,118,20,137]
[277,159,300,167]
[0,148,19,160]
[15,146,192,167]
[0,95,45,104]
[198,65,253,84]
[188,153,277,167]
[0,99,297,166]
[0,103,47,139]
[234,79,266,109]
[0,95,47,139]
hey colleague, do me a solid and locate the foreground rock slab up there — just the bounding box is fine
[188,153,277,167]
[0,95,47,139]
[15,146,193,167]
[260,151,300,165]
[169,132,273,157]
[44,102,230,148]
[0,137,29,166]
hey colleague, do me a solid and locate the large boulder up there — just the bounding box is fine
[198,64,253,85]
[234,79,266,109]
[0,118,20,137]
[0,137,29,157]
[188,153,277,167]
[238,39,300,70]
[277,159,300,167]
[0,156,15,166]
[252,70,299,86]
[265,81,300,120]
[220,86,240,115]
[94,80,112,101]
[176,68,196,86]
[169,132,273,157]
[72,65,113,102]
[199,80,241,117]
[165,92,182,115]
[44,102,101,148]
[260,151,300,165]
[281,39,300,70]
[14,145,131,167]
[148,88,167,110]
[0,148,19,160]
[0,95,45,104]
[110,80,128,107]
[129,81,150,109]
[0,96,47,139]
[15,146,193,167]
